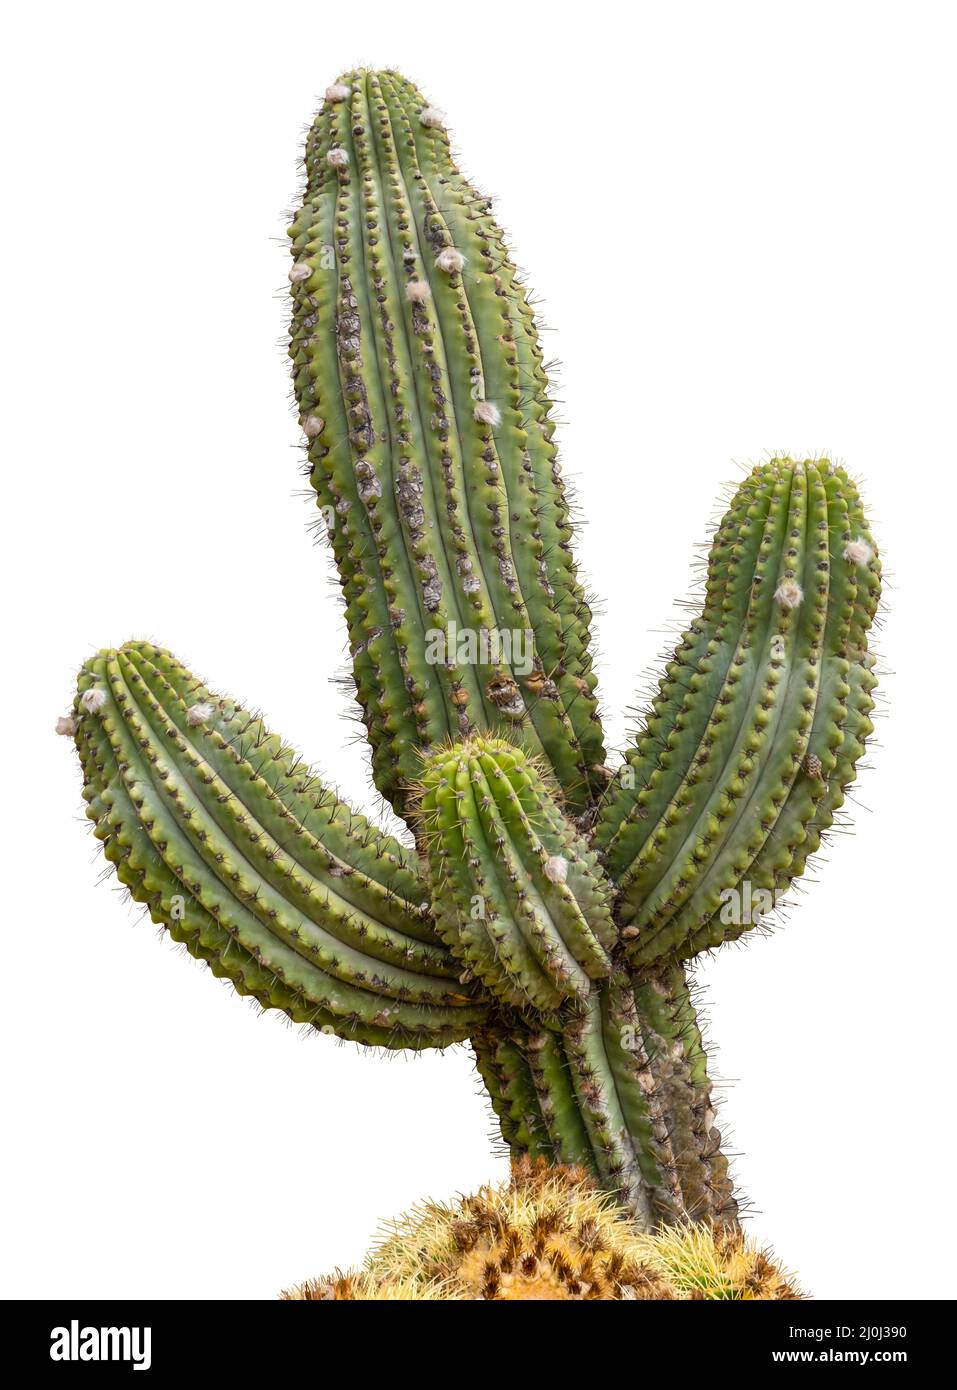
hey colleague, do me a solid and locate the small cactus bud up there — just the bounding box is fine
[324,84,351,102]
[55,715,77,737]
[419,106,445,128]
[327,147,349,169]
[405,280,431,303]
[302,414,324,439]
[435,247,466,272]
[288,261,312,284]
[416,737,615,1014]
[80,688,107,714]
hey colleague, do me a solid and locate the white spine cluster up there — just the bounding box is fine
[419,106,445,128]
[405,280,431,303]
[288,261,312,284]
[474,401,501,428]
[327,147,349,169]
[435,247,466,273]
[543,855,569,885]
[55,715,78,737]
[843,537,873,566]
[80,688,107,714]
[186,702,215,727]
[324,84,351,103]
[774,579,804,610]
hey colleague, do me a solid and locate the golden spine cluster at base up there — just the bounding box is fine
[282,1158,801,1301]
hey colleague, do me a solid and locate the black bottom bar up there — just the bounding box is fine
[1,1298,947,1376]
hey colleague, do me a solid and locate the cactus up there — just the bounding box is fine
[60,68,881,1260]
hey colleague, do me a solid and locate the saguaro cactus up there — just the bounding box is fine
[60,69,881,1243]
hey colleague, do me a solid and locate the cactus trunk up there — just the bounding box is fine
[472,963,736,1227]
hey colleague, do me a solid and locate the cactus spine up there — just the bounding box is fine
[61,68,882,1253]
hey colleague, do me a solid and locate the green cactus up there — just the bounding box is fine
[60,69,881,1235]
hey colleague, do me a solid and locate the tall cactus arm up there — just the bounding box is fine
[288,69,605,816]
[70,643,488,1048]
[593,458,880,967]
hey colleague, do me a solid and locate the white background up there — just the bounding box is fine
[3,0,955,1300]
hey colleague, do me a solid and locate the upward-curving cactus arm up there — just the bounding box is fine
[594,458,880,966]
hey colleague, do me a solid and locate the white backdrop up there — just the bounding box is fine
[3,0,955,1300]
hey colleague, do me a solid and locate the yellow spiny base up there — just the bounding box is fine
[282,1158,803,1301]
